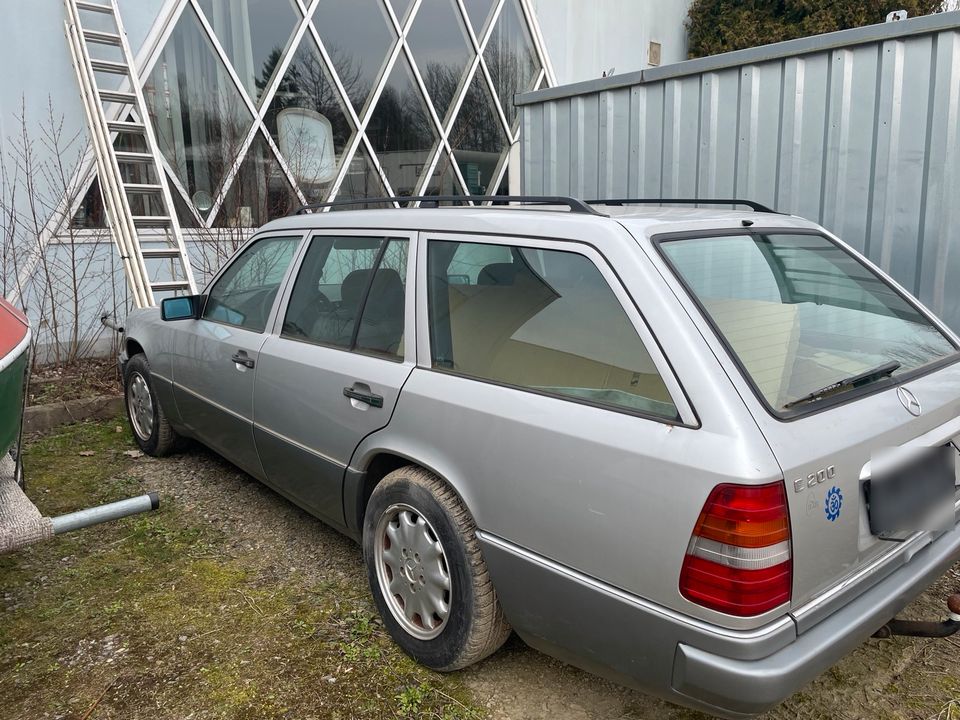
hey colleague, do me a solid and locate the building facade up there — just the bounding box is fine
[0,0,691,357]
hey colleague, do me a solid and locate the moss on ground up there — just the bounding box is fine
[0,418,485,719]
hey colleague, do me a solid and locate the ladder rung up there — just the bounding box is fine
[123,183,164,193]
[76,1,114,13]
[150,281,192,292]
[83,29,122,46]
[140,248,182,259]
[90,59,128,74]
[114,151,153,162]
[108,120,145,133]
[132,215,171,227]
[99,90,136,104]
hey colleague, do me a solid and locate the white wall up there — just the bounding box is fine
[530,0,692,84]
[0,0,167,211]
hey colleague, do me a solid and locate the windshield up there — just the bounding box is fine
[659,232,957,414]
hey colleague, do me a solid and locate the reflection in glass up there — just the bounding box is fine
[387,0,414,23]
[450,74,506,195]
[335,145,393,208]
[72,177,106,229]
[461,0,494,37]
[213,133,299,228]
[484,0,540,130]
[367,54,438,197]
[312,0,395,117]
[144,5,253,219]
[422,151,464,198]
[264,33,354,203]
[168,179,201,228]
[406,0,473,123]
[194,0,301,105]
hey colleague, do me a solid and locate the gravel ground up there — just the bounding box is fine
[126,440,960,720]
[5,420,960,719]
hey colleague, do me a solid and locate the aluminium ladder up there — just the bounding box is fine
[63,0,197,308]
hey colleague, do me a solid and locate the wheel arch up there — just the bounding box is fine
[344,441,480,540]
[125,337,146,359]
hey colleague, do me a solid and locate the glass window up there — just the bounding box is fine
[195,0,301,105]
[212,133,299,227]
[368,54,439,197]
[483,0,540,131]
[660,233,958,414]
[427,240,678,418]
[144,5,253,220]
[203,235,301,331]
[450,74,507,195]
[283,237,408,360]
[406,0,473,124]
[335,145,394,207]
[264,32,354,203]
[312,0,395,117]
[423,151,465,198]
[462,0,494,37]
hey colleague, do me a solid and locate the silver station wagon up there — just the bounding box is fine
[120,197,960,718]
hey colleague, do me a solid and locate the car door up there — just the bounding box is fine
[172,233,304,478]
[252,231,416,529]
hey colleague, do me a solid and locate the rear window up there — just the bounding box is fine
[659,233,957,415]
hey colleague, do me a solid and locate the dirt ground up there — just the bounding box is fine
[28,359,121,406]
[2,418,959,720]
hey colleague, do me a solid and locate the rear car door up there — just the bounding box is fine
[172,233,304,478]
[253,232,415,529]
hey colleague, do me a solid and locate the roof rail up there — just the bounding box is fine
[587,198,779,214]
[293,195,605,216]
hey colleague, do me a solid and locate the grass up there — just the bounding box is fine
[0,418,485,719]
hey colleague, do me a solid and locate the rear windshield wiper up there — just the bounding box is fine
[783,361,901,409]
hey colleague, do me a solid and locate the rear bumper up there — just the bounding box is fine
[479,521,960,718]
[672,520,960,716]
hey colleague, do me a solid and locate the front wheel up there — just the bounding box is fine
[363,466,511,671]
[124,353,180,457]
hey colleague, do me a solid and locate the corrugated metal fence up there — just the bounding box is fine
[519,13,960,330]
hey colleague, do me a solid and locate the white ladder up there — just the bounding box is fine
[63,0,197,308]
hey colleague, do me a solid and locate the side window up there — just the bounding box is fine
[282,236,408,360]
[203,235,301,332]
[427,239,679,419]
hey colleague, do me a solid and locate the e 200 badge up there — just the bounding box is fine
[824,486,843,521]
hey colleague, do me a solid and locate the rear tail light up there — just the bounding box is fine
[679,482,792,616]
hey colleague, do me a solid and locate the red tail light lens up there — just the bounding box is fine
[680,482,792,617]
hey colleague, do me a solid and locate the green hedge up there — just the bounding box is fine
[686,1,946,58]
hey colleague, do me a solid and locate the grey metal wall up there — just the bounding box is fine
[519,12,960,330]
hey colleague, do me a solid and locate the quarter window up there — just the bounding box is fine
[203,235,301,332]
[282,236,408,360]
[426,239,678,419]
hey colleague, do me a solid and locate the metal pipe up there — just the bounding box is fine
[50,492,159,534]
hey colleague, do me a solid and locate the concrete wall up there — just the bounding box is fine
[530,0,692,84]
[520,12,960,330]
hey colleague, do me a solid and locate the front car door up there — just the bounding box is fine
[172,233,304,478]
[253,231,416,530]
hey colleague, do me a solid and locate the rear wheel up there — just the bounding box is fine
[363,466,511,671]
[124,353,179,457]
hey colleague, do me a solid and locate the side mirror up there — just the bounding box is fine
[161,295,202,321]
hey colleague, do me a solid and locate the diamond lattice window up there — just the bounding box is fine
[72,0,550,231]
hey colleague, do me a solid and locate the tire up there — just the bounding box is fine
[363,466,511,671]
[123,353,179,457]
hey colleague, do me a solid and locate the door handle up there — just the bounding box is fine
[231,351,255,369]
[343,386,384,408]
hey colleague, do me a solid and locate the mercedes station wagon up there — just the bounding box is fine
[120,197,960,718]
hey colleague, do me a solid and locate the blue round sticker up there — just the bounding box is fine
[824,486,843,521]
